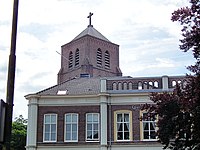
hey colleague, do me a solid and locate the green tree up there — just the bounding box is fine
[10,115,27,150]
[144,0,200,149]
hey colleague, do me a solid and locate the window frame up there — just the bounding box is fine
[86,113,99,142]
[114,110,132,142]
[140,110,158,141]
[43,114,57,142]
[64,113,78,142]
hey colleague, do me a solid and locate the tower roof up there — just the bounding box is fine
[72,26,110,42]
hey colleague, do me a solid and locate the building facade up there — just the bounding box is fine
[25,15,185,150]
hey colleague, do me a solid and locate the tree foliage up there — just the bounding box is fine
[144,0,200,149]
[10,115,27,150]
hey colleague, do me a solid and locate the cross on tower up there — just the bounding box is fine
[87,12,93,27]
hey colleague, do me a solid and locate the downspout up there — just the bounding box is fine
[108,95,112,150]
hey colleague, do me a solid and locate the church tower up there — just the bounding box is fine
[57,13,122,83]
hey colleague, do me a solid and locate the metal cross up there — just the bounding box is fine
[87,12,93,27]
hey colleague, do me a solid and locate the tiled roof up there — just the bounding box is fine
[36,77,101,96]
[72,26,110,42]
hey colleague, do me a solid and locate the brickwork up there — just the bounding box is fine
[37,104,147,146]
[37,105,100,145]
[57,34,122,83]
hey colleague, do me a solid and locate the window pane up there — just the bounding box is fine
[51,115,56,123]
[150,131,156,139]
[117,123,122,131]
[117,132,123,140]
[66,132,70,140]
[93,114,98,122]
[93,131,98,139]
[87,114,92,122]
[51,133,56,141]
[124,123,129,131]
[150,122,155,130]
[45,115,50,123]
[93,124,98,130]
[117,114,122,122]
[45,124,50,133]
[143,122,149,130]
[66,115,71,122]
[87,131,92,139]
[87,124,92,130]
[72,114,77,122]
[124,114,129,122]
[72,124,77,131]
[144,131,149,139]
[44,133,49,141]
[72,132,77,140]
[124,132,129,140]
[51,124,56,133]
[66,124,71,132]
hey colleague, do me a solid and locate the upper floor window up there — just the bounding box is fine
[68,51,73,69]
[140,111,157,141]
[105,51,110,68]
[114,110,132,141]
[97,48,102,67]
[75,49,79,66]
[43,114,57,142]
[65,113,78,142]
[86,113,99,141]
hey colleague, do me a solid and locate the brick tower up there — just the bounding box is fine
[57,13,122,83]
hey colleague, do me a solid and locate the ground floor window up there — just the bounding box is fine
[43,114,57,142]
[114,110,132,141]
[86,113,99,141]
[65,113,78,142]
[140,111,157,141]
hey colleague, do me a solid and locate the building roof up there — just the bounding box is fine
[25,75,186,98]
[72,26,110,42]
[35,77,101,96]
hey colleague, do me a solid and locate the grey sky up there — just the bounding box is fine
[0,0,194,118]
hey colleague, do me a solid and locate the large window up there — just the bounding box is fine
[140,112,157,141]
[86,113,99,141]
[65,113,78,142]
[43,114,57,142]
[114,110,132,141]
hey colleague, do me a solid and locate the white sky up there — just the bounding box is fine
[0,0,194,119]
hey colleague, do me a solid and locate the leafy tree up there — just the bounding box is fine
[10,115,27,150]
[143,0,200,149]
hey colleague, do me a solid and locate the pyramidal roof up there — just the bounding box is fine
[72,25,110,42]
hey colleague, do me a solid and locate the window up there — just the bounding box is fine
[65,113,78,142]
[140,111,157,141]
[123,82,127,90]
[113,82,117,90]
[75,49,79,66]
[128,82,133,90]
[69,51,73,68]
[97,48,102,67]
[105,51,110,68]
[138,81,142,90]
[86,113,99,141]
[114,110,132,141]
[43,114,57,142]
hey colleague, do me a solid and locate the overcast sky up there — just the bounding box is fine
[0,0,194,119]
